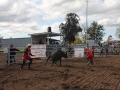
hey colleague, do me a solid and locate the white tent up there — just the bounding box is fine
[110,38,120,41]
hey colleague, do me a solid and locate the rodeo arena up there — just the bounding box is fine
[0,28,120,90]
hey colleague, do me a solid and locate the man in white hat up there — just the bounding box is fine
[20,44,34,70]
[27,44,31,47]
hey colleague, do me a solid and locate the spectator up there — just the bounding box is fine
[56,42,59,45]
[104,44,109,57]
[7,44,20,64]
[68,45,72,52]
[99,47,104,57]
[39,39,42,44]
[92,46,95,56]
[42,40,44,44]
[111,44,115,54]
[20,44,34,70]
[118,46,120,54]
[52,40,55,44]
[68,45,72,58]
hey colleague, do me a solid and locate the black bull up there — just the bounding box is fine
[45,50,68,66]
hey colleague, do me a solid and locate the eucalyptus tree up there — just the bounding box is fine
[0,34,3,49]
[87,21,105,42]
[107,35,112,42]
[79,24,87,43]
[59,13,82,44]
[71,36,83,45]
[115,26,120,38]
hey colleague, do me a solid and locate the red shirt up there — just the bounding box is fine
[86,49,93,57]
[23,47,31,61]
[86,49,94,61]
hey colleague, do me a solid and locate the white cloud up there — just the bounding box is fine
[98,17,120,28]
[0,0,120,39]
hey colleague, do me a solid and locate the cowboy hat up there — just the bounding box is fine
[85,47,88,50]
[26,44,31,47]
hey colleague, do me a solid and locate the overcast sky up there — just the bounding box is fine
[0,0,120,41]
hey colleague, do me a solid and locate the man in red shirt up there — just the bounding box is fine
[20,44,34,70]
[85,47,94,66]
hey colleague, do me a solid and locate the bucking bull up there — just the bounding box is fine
[45,50,68,66]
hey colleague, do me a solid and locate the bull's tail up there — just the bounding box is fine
[45,55,50,66]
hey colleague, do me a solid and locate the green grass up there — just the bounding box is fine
[18,48,25,51]
[0,48,3,52]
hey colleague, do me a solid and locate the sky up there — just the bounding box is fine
[0,0,120,41]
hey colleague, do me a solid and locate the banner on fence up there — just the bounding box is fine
[31,44,46,57]
[86,40,95,46]
[4,48,8,53]
[74,48,84,57]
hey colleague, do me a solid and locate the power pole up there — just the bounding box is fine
[85,0,88,46]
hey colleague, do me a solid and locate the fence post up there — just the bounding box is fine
[7,48,10,65]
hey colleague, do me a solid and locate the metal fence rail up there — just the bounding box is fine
[0,44,120,67]
[0,44,22,66]
[7,50,24,65]
[0,44,69,66]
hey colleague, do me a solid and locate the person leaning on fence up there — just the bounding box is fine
[68,45,71,52]
[92,46,95,56]
[104,44,109,57]
[7,44,20,64]
[85,47,94,66]
[68,45,72,58]
[99,47,104,57]
[20,44,34,70]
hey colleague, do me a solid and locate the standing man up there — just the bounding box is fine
[92,46,95,56]
[8,44,20,64]
[20,44,34,70]
[99,47,104,57]
[68,45,72,58]
[104,44,109,57]
[85,47,94,66]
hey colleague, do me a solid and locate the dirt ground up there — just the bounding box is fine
[0,54,120,90]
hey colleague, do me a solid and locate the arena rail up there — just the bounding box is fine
[1,44,119,66]
[0,44,68,66]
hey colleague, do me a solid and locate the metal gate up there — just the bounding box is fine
[0,44,69,66]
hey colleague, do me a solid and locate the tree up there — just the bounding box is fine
[107,35,112,42]
[0,34,3,49]
[115,26,120,38]
[59,13,82,44]
[79,24,87,43]
[71,36,82,45]
[87,21,105,42]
